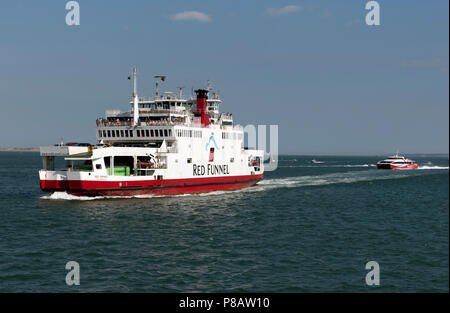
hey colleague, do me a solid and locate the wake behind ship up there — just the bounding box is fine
[39,68,264,196]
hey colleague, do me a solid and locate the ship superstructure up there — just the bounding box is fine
[39,68,264,196]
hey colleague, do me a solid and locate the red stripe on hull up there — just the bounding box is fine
[40,174,264,197]
[40,179,68,192]
[391,164,418,169]
[377,164,419,169]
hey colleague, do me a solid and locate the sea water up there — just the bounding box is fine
[0,152,448,292]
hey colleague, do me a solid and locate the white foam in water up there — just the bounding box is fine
[256,170,425,191]
[41,191,105,201]
[42,191,185,201]
[279,164,373,168]
[41,190,237,201]
[418,165,449,170]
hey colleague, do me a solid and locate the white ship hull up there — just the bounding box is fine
[39,131,264,196]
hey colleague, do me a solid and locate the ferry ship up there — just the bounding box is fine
[39,68,264,196]
[376,153,418,169]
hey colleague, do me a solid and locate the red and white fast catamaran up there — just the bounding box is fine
[376,153,418,169]
[39,67,264,196]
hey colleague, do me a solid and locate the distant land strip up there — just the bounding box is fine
[0,148,39,152]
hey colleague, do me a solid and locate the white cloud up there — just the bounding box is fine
[266,5,301,17]
[169,11,211,22]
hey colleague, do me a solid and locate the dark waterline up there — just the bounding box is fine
[0,152,448,292]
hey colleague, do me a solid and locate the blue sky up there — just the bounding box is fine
[0,0,448,154]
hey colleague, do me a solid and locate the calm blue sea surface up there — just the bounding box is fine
[0,152,448,292]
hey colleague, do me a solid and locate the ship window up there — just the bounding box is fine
[159,129,163,137]
[130,130,133,137]
[125,130,128,137]
[104,157,110,168]
[164,129,168,137]
[187,158,192,163]
[168,129,172,137]
[230,158,234,163]
[121,130,124,137]
[98,130,102,137]
[137,130,140,137]
[150,129,154,137]
[107,130,111,137]
[116,130,120,137]
[103,130,106,137]
[96,164,102,170]
[146,130,149,137]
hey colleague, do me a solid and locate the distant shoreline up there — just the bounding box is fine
[0,148,39,152]
[0,148,447,157]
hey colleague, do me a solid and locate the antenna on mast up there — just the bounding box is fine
[176,86,184,98]
[154,75,167,98]
[132,66,139,126]
[133,66,137,97]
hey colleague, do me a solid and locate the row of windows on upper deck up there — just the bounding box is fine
[140,102,185,109]
[98,128,173,139]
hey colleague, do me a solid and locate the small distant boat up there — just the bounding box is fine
[377,153,418,169]
[311,159,324,164]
